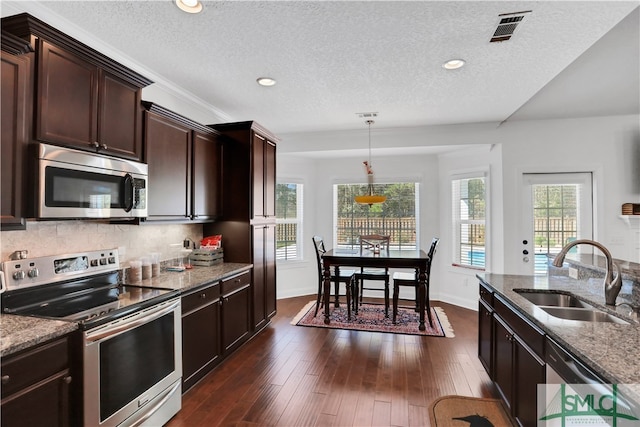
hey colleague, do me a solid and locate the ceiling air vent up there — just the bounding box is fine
[490,11,531,43]
[356,112,378,119]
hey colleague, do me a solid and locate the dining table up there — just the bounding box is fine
[321,248,431,330]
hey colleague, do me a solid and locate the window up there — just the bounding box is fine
[275,182,303,261]
[334,182,418,250]
[452,174,486,268]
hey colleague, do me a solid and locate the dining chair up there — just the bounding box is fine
[392,237,440,326]
[312,235,356,319]
[355,234,391,317]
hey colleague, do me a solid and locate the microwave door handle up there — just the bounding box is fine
[123,174,134,212]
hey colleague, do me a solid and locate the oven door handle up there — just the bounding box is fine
[86,299,180,343]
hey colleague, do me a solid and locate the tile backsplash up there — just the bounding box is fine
[0,220,203,266]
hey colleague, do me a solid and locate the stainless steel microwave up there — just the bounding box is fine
[37,143,148,219]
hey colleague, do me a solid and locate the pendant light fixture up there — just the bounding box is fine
[354,120,386,206]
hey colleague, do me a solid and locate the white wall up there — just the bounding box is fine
[437,145,503,310]
[498,115,640,271]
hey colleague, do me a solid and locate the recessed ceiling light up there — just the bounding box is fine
[257,77,277,87]
[442,59,466,70]
[175,0,203,14]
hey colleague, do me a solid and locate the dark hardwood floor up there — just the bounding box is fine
[166,295,498,427]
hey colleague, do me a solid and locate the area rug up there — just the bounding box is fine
[291,301,454,337]
[429,395,516,426]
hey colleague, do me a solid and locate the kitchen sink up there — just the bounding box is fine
[538,306,629,324]
[514,290,592,308]
[513,289,629,325]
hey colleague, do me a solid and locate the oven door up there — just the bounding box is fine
[83,298,182,427]
[38,143,147,219]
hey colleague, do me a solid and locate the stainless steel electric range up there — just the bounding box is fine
[1,249,182,427]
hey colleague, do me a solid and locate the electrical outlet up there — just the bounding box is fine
[569,267,579,279]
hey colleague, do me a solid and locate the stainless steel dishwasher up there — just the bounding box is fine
[544,337,639,424]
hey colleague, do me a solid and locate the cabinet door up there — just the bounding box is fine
[252,225,267,330]
[182,298,221,392]
[98,71,142,161]
[264,140,276,217]
[192,130,221,219]
[221,285,251,354]
[252,133,265,218]
[144,111,191,220]
[1,51,29,230]
[1,337,73,427]
[37,40,98,149]
[265,223,277,319]
[513,337,546,427]
[493,315,514,413]
[1,371,72,427]
[478,299,493,377]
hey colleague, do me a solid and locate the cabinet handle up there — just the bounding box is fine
[101,144,108,150]
[63,376,72,384]
[484,311,491,317]
[1,375,9,384]
[200,293,206,299]
[91,141,100,149]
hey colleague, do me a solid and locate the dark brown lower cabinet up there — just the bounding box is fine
[1,336,75,427]
[513,334,546,427]
[181,282,222,392]
[478,283,546,427]
[221,271,252,354]
[478,298,494,376]
[180,270,253,392]
[493,316,515,412]
[252,223,277,331]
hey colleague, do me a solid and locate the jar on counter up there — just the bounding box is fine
[141,257,152,280]
[129,260,142,283]
[150,252,161,277]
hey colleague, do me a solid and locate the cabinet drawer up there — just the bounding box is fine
[1,337,69,398]
[182,282,220,315]
[494,295,545,358]
[479,282,494,306]
[221,271,251,296]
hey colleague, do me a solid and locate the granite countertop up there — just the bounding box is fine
[126,262,252,292]
[478,272,640,404]
[0,315,78,357]
[0,262,252,358]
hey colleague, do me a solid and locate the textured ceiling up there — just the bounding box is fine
[2,1,638,141]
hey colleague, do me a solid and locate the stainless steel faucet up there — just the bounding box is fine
[552,239,622,306]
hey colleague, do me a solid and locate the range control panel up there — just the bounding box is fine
[1,249,120,291]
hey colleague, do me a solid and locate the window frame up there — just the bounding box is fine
[450,170,489,270]
[275,181,304,262]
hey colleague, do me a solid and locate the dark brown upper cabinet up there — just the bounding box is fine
[142,102,222,223]
[1,13,152,162]
[209,121,277,221]
[1,32,33,231]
